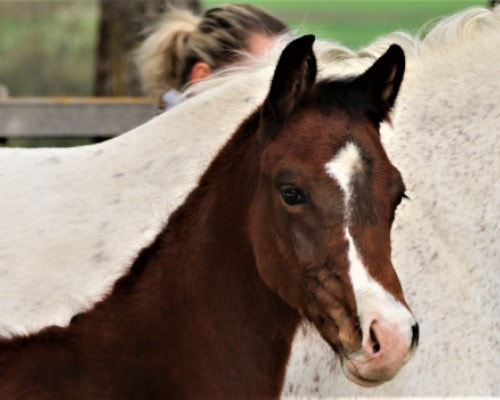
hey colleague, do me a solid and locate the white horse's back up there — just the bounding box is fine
[0,79,267,335]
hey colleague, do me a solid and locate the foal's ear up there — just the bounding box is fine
[353,44,405,123]
[261,35,317,130]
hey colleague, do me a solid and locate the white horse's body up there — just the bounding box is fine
[0,6,498,396]
[0,80,264,335]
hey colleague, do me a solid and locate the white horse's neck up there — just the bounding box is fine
[0,66,270,337]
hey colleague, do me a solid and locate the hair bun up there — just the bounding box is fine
[135,9,201,104]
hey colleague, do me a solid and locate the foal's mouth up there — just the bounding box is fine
[323,340,389,387]
[340,358,383,387]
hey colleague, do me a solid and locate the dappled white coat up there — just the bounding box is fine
[285,7,500,396]
[0,6,498,397]
[0,75,264,335]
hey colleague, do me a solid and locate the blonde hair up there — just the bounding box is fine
[135,4,287,105]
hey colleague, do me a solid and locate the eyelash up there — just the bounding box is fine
[394,192,409,208]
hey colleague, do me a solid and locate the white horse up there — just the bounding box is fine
[0,6,498,396]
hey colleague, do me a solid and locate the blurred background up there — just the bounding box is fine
[0,0,489,97]
[0,0,492,146]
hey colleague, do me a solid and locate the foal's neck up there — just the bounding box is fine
[0,113,301,398]
[138,113,301,395]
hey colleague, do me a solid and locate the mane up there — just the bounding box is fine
[183,5,499,100]
[415,5,500,54]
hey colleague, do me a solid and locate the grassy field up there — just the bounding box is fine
[0,0,487,97]
[204,1,487,48]
[0,1,98,97]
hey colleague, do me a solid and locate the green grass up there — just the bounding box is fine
[204,0,487,48]
[0,1,98,96]
[0,1,488,95]
[0,1,98,147]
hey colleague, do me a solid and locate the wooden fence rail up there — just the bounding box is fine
[0,97,156,139]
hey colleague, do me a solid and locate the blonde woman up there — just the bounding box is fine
[136,3,288,109]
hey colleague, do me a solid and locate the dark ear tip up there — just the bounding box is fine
[387,44,405,62]
[279,34,316,63]
[291,34,316,49]
[301,34,316,44]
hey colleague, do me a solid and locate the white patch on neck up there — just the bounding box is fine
[325,142,415,343]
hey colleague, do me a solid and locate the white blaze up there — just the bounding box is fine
[346,230,415,339]
[325,142,362,202]
[325,142,415,346]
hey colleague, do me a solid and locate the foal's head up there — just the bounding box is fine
[249,36,418,386]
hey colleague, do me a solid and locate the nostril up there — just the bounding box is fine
[411,323,419,349]
[370,324,381,354]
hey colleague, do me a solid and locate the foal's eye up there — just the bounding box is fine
[281,186,307,205]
